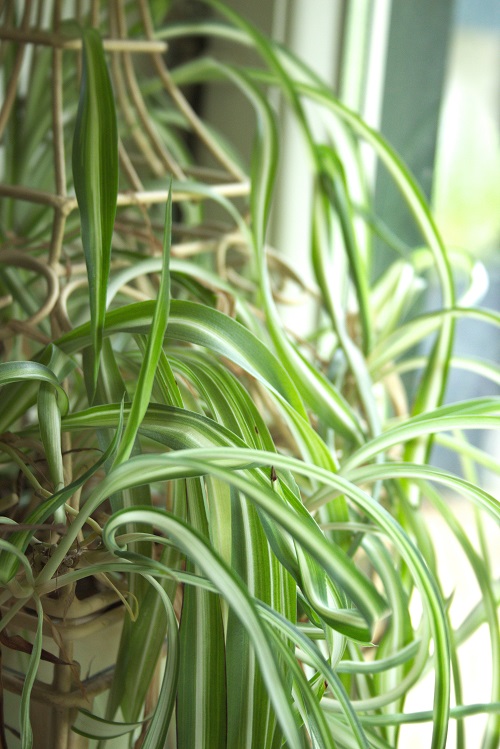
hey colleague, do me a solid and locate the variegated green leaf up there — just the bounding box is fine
[72,27,118,398]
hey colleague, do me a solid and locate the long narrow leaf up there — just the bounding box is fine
[59,402,382,640]
[37,382,65,523]
[103,507,303,749]
[86,449,448,748]
[0,360,69,416]
[113,186,172,465]
[19,595,43,749]
[56,299,307,419]
[176,479,227,749]
[72,27,118,398]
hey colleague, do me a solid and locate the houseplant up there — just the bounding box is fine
[1,1,500,748]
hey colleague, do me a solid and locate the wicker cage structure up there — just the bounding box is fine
[0,0,251,350]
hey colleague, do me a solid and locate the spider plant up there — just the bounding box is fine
[0,2,499,749]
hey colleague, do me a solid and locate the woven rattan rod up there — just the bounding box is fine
[0,27,167,53]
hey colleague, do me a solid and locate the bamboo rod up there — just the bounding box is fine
[0,26,167,53]
[0,0,33,139]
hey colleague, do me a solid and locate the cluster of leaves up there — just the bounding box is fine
[0,2,499,749]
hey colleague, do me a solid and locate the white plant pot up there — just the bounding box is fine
[2,589,125,749]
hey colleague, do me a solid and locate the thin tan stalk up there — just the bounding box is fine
[0,26,168,52]
[118,138,144,191]
[52,7,66,196]
[115,0,186,179]
[0,293,13,310]
[56,278,88,332]
[2,667,114,707]
[0,249,59,325]
[0,319,51,344]
[49,3,67,268]
[48,210,67,268]
[52,642,75,749]
[109,14,165,178]
[0,0,32,139]
[115,184,250,206]
[0,184,76,213]
[115,145,158,243]
[90,0,100,28]
[171,239,218,257]
[138,0,247,182]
